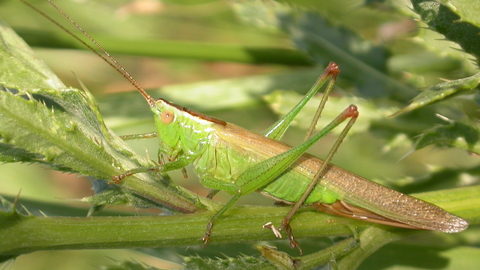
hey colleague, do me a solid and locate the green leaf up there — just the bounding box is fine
[0,19,65,90]
[446,0,480,26]
[414,116,480,154]
[255,245,301,270]
[391,72,480,116]
[0,16,207,214]
[411,0,480,64]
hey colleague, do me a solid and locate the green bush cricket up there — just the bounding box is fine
[23,0,469,254]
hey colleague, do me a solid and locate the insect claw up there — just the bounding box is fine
[181,168,188,178]
[282,220,303,255]
[287,234,303,255]
[202,222,213,247]
[289,239,302,255]
[111,174,125,184]
[201,234,211,248]
[201,237,209,247]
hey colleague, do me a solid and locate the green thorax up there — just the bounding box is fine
[151,98,224,161]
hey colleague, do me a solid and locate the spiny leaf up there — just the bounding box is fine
[0,20,64,90]
[182,254,274,270]
[0,195,22,215]
[413,23,477,73]
[391,72,480,116]
[407,0,479,76]
[0,18,135,178]
[411,0,480,64]
[0,195,31,263]
[0,17,206,214]
[444,0,480,26]
[0,142,42,163]
[414,116,480,155]
[0,87,112,178]
[255,245,301,270]
[83,185,167,210]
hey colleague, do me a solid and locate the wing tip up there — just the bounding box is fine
[440,216,469,233]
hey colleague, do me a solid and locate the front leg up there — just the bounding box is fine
[112,157,192,183]
[120,132,158,140]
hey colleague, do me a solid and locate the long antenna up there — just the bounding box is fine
[20,0,156,106]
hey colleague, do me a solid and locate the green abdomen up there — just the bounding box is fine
[192,126,340,205]
[261,173,333,204]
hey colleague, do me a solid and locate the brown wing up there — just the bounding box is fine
[217,123,468,233]
[314,172,468,233]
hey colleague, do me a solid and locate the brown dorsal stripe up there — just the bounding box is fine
[159,98,226,126]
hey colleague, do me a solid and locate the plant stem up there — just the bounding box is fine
[1,185,478,259]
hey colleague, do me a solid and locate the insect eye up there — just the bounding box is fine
[161,110,175,124]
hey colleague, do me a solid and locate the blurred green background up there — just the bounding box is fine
[1,0,479,269]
